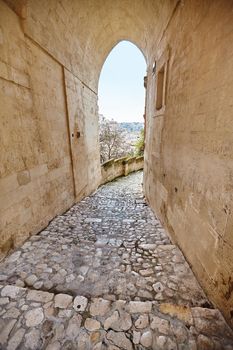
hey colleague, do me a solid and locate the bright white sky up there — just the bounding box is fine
[98,41,147,123]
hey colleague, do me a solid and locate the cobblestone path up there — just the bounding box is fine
[0,171,233,349]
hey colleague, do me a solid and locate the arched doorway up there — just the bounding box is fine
[97,41,147,181]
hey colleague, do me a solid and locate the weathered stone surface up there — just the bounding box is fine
[58,309,72,318]
[0,176,232,349]
[92,342,103,350]
[66,314,82,338]
[73,296,88,312]
[135,314,149,329]
[25,308,44,327]
[139,244,157,251]
[90,298,111,316]
[24,329,41,349]
[0,275,7,282]
[7,251,21,263]
[76,330,90,349]
[150,316,169,334]
[170,323,187,343]
[107,330,133,350]
[7,328,25,350]
[192,307,220,320]
[0,297,9,305]
[156,335,167,348]
[1,286,25,299]
[45,342,61,350]
[104,311,119,330]
[128,301,152,314]
[197,334,214,350]
[84,318,101,331]
[104,310,132,331]
[85,218,102,223]
[159,303,193,325]
[0,173,209,309]
[90,332,101,346]
[54,294,73,309]
[0,320,17,345]
[132,331,141,345]
[25,275,38,286]
[139,269,154,276]
[15,279,25,288]
[140,331,153,348]
[27,290,53,303]
[3,307,20,319]
[153,282,164,293]
[33,281,43,289]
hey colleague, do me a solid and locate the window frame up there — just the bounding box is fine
[153,48,169,117]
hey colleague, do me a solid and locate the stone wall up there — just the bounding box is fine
[144,0,233,327]
[0,0,102,259]
[0,0,171,259]
[0,3,75,257]
[1,0,233,327]
[101,156,144,185]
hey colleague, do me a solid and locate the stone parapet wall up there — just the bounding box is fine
[101,156,144,185]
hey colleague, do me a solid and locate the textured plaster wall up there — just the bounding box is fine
[144,0,233,327]
[0,2,74,256]
[64,69,101,200]
[0,0,233,327]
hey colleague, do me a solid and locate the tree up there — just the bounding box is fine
[99,116,133,163]
[134,128,145,156]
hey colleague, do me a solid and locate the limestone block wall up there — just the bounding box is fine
[101,156,144,185]
[144,0,233,326]
[0,3,75,258]
[0,0,102,259]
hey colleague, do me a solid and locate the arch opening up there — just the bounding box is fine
[97,41,147,178]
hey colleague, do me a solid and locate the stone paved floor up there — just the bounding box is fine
[0,171,233,349]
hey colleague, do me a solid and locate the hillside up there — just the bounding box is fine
[119,122,144,132]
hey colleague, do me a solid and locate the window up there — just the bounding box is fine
[153,48,169,116]
[152,61,156,74]
[156,65,165,110]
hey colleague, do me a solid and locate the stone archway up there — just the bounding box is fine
[97,39,147,170]
[1,0,233,327]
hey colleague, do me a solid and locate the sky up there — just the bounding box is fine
[98,41,147,123]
